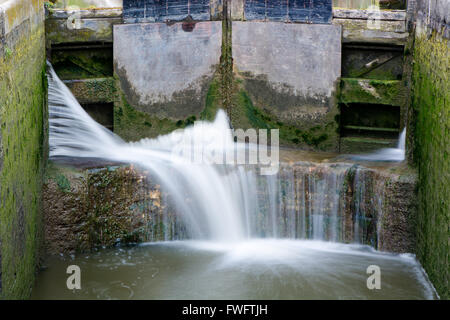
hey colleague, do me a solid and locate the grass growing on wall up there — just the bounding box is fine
[0,26,47,299]
[412,31,450,299]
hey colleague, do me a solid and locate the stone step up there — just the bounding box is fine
[343,125,400,133]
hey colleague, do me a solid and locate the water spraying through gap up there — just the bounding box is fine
[39,64,438,299]
[347,129,406,162]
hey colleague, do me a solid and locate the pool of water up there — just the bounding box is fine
[32,239,436,300]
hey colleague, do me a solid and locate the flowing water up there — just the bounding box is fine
[32,240,436,300]
[34,65,437,299]
[347,129,406,162]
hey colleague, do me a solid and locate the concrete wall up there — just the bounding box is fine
[0,0,47,299]
[113,21,222,140]
[410,0,449,300]
[232,21,341,150]
[403,0,450,299]
[113,0,344,150]
[114,21,222,120]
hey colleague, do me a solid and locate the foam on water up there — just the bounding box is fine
[348,129,406,162]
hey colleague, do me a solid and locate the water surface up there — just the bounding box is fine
[32,239,436,300]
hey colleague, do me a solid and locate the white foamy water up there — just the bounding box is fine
[349,129,406,162]
[48,63,258,242]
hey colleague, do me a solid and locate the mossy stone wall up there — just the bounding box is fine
[0,0,47,299]
[43,164,186,254]
[410,0,449,299]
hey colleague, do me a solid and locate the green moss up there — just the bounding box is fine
[200,76,221,121]
[340,78,405,106]
[4,47,13,59]
[230,81,337,150]
[0,26,47,299]
[114,94,182,142]
[54,174,71,193]
[52,49,113,80]
[411,31,449,299]
[65,77,116,104]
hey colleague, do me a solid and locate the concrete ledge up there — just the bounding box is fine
[46,15,121,44]
[47,8,123,19]
[333,9,406,21]
[333,18,408,45]
[340,136,397,153]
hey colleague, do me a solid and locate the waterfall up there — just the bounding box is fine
[49,63,250,242]
[397,127,406,150]
[348,128,406,162]
[48,64,378,245]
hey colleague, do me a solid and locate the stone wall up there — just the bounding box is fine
[0,0,47,299]
[43,164,185,254]
[410,0,449,299]
[43,161,418,255]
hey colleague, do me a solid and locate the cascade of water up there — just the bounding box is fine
[48,63,251,242]
[48,63,377,245]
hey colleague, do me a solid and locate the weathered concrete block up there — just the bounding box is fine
[333,18,408,45]
[114,21,222,120]
[415,0,450,38]
[123,0,211,23]
[232,21,341,127]
[333,8,407,21]
[46,8,122,44]
[46,17,121,44]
